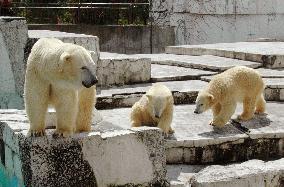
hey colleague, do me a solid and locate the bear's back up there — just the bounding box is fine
[148,83,172,97]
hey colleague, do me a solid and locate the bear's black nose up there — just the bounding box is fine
[91,76,98,85]
[194,110,198,114]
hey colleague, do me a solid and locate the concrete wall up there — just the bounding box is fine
[152,0,284,45]
[0,17,28,109]
[28,24,175,54]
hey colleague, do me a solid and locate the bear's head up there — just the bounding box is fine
[57,45,98,89]
[194,92,215,114]
[146,94,172,119]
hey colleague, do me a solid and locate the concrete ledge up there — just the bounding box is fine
[0,111,167,186]
[133,53,262,72]
[166,42,284,68]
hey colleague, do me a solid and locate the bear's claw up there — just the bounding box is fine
[28,129,46,137]
[209,121,215,126]
[53,130,73,138]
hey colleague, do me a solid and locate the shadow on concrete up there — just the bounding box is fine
[231,113,271,132]
[197,124,245,138]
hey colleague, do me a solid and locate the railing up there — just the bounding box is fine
[0,1,150,25]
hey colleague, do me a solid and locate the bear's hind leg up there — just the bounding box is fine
[255,94,266,114]
[75,87,95,133]
[238,96,256,121]
[210,102,236,127]
[53,87,78,137]
[130,104,143,127]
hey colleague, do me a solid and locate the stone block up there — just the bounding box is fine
[0,111,167,186]
[99,53,151,87]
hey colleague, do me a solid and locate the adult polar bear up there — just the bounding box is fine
[24,38,98,137]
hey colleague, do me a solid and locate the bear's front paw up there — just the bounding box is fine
[254,110,265,115]
[237,113,254,121]
[54,130,73,138]
[168,127,175,134]
[28,129,46,137]
[209,118,226,127]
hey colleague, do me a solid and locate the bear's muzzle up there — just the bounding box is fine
[81,66,98,88]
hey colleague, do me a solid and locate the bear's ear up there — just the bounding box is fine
[58,52,71,72]
[60,52,71,63]
[207,94,215,104]
[146,94,152,100]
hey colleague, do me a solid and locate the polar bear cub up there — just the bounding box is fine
[130,83,174,134]
[194,66,266,127]
[24,38,98,137]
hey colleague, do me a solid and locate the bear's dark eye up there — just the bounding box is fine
[200,104,204,106]
[81,66,87,70]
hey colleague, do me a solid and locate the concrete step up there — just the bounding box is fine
[130,53,262,72]
[168,158,284,187]
[99,102,284,165]
[166,42,284,68]
[96,80,207,109]
[151,64,216,82]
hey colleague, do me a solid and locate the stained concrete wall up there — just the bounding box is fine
[28,24,175,54]
[152,0,284,45]
[0,17,28,109]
